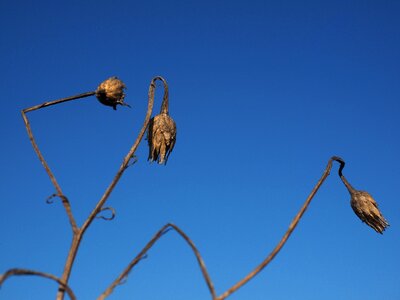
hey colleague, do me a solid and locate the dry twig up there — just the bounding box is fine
[98,223,216,300]
[0,268,76,300]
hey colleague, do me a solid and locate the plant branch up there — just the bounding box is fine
[57,76,167,300]
[169,223,217,299]
[0,268,76,300]
[98,223,216,300]
[23,92,95,113]
[21,92,95,233]
[156,76,169,114]
[80,80,153,233]
[97,224,171,300]
[217,156,345,300]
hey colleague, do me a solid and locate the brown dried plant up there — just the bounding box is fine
[147,76,177,165]
[0,77,389,300]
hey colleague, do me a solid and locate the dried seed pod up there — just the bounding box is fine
[340,174,389,233]
[350,190,389,234]
[147,113,177,164]
[95,77,129,110]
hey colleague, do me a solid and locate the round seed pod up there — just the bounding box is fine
[95,77,128,110]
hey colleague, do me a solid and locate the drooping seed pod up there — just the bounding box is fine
[340,174,389,234]
[350,190,389,234]
[147,113,177,164]
[95,77,129,110]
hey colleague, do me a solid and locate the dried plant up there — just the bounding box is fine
[147,76,177,164]
[95,76,130,110]
[0,77,389,300]
[147,113,177,164]
[337,163,389,233]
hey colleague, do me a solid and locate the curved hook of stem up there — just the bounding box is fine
[0,268,76,300]
[331,156,355,193]
[331,156,345,177]
[46,193,69,205]
[217,156,346,300]
[96,207,116,221]
[97,223,216,300]
[152,76,169,114]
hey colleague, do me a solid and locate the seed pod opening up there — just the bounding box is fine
[147,113,177,164]
[96,77,128,110]
[350,190,389,234]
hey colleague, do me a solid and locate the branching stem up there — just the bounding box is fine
[56,77,167,300]
[12,77,350,300]
[21,92,95,234]
[17,78,169,300]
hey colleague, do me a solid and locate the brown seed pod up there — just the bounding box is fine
[147,113,177,164]
[350,190,389,234]
[95,77,129,110]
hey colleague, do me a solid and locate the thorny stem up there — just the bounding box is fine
[0,268,76,300]
[216,156,345,300]
[98,223,216,300]
[57,76,167,300]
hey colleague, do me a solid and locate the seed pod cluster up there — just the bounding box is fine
[147,113,177,165]
[96,77,128,110]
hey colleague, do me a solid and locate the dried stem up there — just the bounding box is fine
[170,223,217,299]
[21,92,95,233]
[98,223,216,300]
[97,224,171,300]
[334,157,356,193]
[217,156,344,300]
[14,79,347,300]
[0,268,76,300]
[57,76,167,300]
[23,92,96,113]
[157,77,169,114]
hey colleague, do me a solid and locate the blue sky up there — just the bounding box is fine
[0,1,399,299]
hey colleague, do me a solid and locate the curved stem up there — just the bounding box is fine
[170,224,216,299]
[98,223,216,300]
[0,268,76,300]
[80,76,162,234]
[217,156,345,300]
[154,76,169,114]
[21,92,95,233]
[57,76,167,300]
[97,224,170,300]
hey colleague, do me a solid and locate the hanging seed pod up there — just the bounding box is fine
[95,77,129,110]
[340,173,389,234]
[147,113,177,164]
[350,190,389,234]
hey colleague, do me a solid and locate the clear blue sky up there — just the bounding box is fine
[0,1,399,299]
